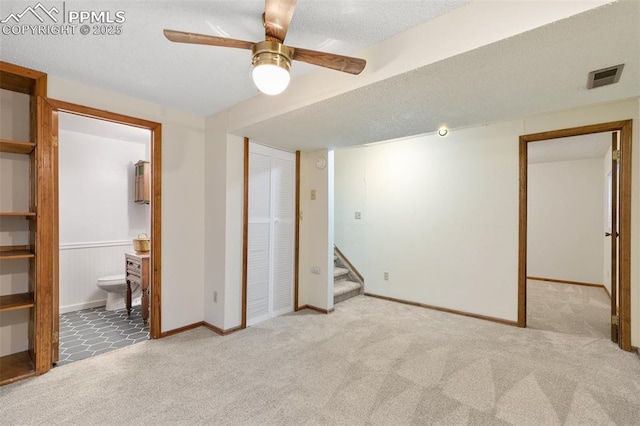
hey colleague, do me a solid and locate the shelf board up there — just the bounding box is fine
[0,211,36,218]
[0,351,35,386]
[0,246,34,260]
[0,293,34,312]
[0,139,35,154]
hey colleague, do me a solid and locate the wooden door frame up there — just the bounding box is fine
[241,139,300,329]
[518,120,633,351]
[41,98,163,340]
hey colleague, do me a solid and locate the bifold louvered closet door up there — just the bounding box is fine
[247,143,295,326]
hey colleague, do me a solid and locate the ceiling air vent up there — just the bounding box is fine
[587,64,624,89]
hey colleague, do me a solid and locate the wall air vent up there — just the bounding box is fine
[587,64,624,89]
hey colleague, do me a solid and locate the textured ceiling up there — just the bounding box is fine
[238,0,639,151]
[528,133,611,165]
[0,0,468,116]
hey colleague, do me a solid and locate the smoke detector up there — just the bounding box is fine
[587,64,624,89]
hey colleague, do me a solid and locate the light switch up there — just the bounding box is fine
[311,189,316,200]
[355,212,362,220]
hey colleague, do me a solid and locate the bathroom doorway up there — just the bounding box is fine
[40,99,161,364]
[55,113,151,365]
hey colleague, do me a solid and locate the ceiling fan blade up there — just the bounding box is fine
[264,0,297,43]
[163,29,254,50]
[291,47,366,75]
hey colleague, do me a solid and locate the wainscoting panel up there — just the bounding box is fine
[59,241,134,313]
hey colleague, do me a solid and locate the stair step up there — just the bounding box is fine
[333,280,363,304]
[333,267,349,278]
[333,280,362,297]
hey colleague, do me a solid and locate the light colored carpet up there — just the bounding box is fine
[1,295,639,425]
[527,279,611,339]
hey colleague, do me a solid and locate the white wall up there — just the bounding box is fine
[0,89,31,356]
[527,158,605,284]
[59,129,149,243]
[299,150,333,311]
[57,128,149,311]
[0,89,30,213]
[49,76,206,333]
[603,145,613,294]
[0,89,29,141]
[203,112,245,331]
[335,121,521,321]
[335,99,639,337]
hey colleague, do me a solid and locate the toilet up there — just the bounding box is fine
[96,274,141,311]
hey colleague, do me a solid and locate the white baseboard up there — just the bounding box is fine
[59,300,106,314]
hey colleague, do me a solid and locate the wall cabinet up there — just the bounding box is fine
[0,61,49,386]
[135,160,150,204]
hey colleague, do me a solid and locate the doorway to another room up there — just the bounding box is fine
[525,133,613,339]
[40,98,162,366]
[55,113,151,366]
[519,120,633,351]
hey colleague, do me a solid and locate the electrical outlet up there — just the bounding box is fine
[213,291,218,303]
[384,272,389,281]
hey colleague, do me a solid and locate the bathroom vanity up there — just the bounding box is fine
[125,252,150,324]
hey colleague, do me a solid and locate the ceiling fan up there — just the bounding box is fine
[163,0,366,95]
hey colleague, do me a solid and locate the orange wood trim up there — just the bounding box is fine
[45,98,160,130]
[203,322,243,336]
[618,120,632,351]
[294,150,301,311]
[0,140,35,154]
[365,293,517,327]
[45,98,163,340]
[0,61,47,95]
[527,276,604,288]
[160,322,204,338]
[518,120,633,351]
[241,137,249,329]
[0,293,34,312]
[528,277,611,298]
[0,351,37,386]
[150,124,162,339]
[0,212,36,217]
[518,136,527,328]
[518,121,633,142]
[36,97,54,374]
[51,107,59,363]
[298,304,334,314]
[334,245,365,285]
[0,244,30,252]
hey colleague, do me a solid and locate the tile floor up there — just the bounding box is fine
[57,305,149,367]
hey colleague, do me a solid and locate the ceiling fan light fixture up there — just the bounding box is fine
[252,41,292,95]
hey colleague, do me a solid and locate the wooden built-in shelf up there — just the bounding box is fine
[0,139,35,154]
[0,245,34,260]
[0,351,35,385]
[0,212,36,218]
[1,61,48,386]
[0,293,34,312]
